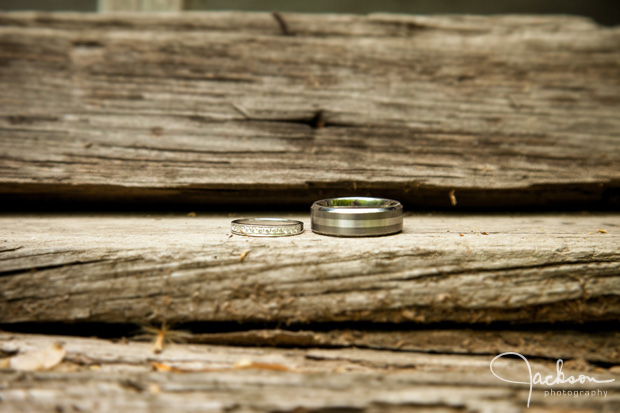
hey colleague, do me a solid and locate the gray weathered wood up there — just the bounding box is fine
[98,0,184,12]
[1,213,619,325]
[0,332,618,412]
[0,12,619,208]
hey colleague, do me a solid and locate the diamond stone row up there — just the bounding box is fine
[232,223,302,236]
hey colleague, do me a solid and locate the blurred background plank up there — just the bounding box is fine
[98,0,184,12]
[0,12,619,209]
[1,332,618,412]
[1,0,619,26]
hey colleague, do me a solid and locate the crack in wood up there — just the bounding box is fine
[1,181,619,210]
[271,12,293,36]
[0,258,115,278]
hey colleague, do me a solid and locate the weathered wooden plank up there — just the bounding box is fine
[0,332,618,412]
[0,12,619,208]
[1,213,618,325]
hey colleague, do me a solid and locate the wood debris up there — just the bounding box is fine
[449,189,457,207]
[6,342,66,371]
[151,360,293,373]
[140,322,193,354]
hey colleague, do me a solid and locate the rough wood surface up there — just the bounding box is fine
[0,12,619,208]
[0,332,618,412]
[1,213,619,325]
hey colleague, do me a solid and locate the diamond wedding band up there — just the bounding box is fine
[311,197,403,237]
[231,218,304,237]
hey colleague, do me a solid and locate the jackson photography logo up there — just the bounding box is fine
[490,352,615,408]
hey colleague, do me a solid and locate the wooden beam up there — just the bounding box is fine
[0,12,619,208]
[1,332,618,412]
[1,213,618,325]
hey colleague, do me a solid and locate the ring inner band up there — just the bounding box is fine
[233,218,301,226]
[314,198,400,208]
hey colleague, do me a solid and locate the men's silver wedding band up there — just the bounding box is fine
[311,197,403,237]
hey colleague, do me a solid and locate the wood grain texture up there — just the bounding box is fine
[1,213,619,325]
[0,332,618,413]
[0,12,619,208]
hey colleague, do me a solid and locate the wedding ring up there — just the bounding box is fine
[311,197,403,237]
[231,218,303,237]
